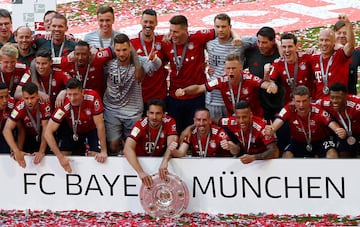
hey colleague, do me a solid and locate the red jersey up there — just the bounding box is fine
[129,115,177,156]
[185,124,230,157]
[10,100,51,136]
[53,47,113,97]
[19,70,70,108]
[276,103,333,143]
[219,116,275,155]
[0,97,15,133]
[161,29,215,99]
[51,89,104,134]
[310,48,351,100]
[205,70,263,117]
[270,53,313,103]
[1,63,30,97]
[317,95,360,135]
[131,33,168,103]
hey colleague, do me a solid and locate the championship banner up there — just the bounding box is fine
[0,155,359,215]
[10,0,56,33]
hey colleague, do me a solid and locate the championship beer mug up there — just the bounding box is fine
[140,172,189,218]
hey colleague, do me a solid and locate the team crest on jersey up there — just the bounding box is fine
[188,42,194,50]
[210,141,216,148]
[172,124,176,131]
[53,109,65,120]
[300,63,307,70]
[52,79,57,86]
[130,126,140,137]
[10,109,19,119]
[94,99,100,111]
[155,42,162,50]
[85,108,91,115]
[136,48,143,54]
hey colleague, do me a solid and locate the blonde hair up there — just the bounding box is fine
[0,43,18,59]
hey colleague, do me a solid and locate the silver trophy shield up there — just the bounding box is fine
[140,172,189,218]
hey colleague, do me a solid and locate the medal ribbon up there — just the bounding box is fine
[70,104,82,138]
[284,56,298,95]
[197,130,211,157]
[25,104,40,138]
[173,40,188,74]
[147,123,163,155]
[51,39,65,58]
[240,125,253,154]
[319,53,334,91]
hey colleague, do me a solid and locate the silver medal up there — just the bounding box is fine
[347,136,356,145]
[306,144,312,152]
[322,86,329,95]
[73,134,79,141]
[35,135,40,142]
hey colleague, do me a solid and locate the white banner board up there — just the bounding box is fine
[0,155,358,215]
[10,0,56,32]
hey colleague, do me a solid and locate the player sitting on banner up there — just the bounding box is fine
[123,98,179,188]
[219,100,279,164]
[45,78,107,173]
[3,82,51,168]
[171,107,238,158]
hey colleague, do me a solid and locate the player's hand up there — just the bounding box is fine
[148,48,158,61]
[32,152,45,165]
[207,67,215,76]
[220,140,230,150]
[139,171,153,188]
[95,151,108,163]
[13,151,28,168]
[232,36,242,46]
[159,166,169,182]
[264,124,275,136]
[55,90,67,108]
[266,83,278,94]
[175,88,185,97]
[335,128,347,139]
[39,92,50,103]
[58,156,72,173]
[338,14,350,23]
[240,154,256,164]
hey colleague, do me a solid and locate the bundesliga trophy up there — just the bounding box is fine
[140,172,189,218]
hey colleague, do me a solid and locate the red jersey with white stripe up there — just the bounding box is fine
[276,103,333,143]
[129,115,177,156]
[51,89,104,134]
[205,70,263,118]
[131,33,167,103]
[1,63,30,97]
[219,116,275,155]
[19,70,70,108]
[317,95,360,135]
[0,97,15,132]
[270,53,313,103]
[53,47,113,97]
[310,48,351,100]
[10,100,51,136]
[161,29,215,99]
[185,124,231,157]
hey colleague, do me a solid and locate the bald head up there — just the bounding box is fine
[319,29,335,57]
[14,26,32,51]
